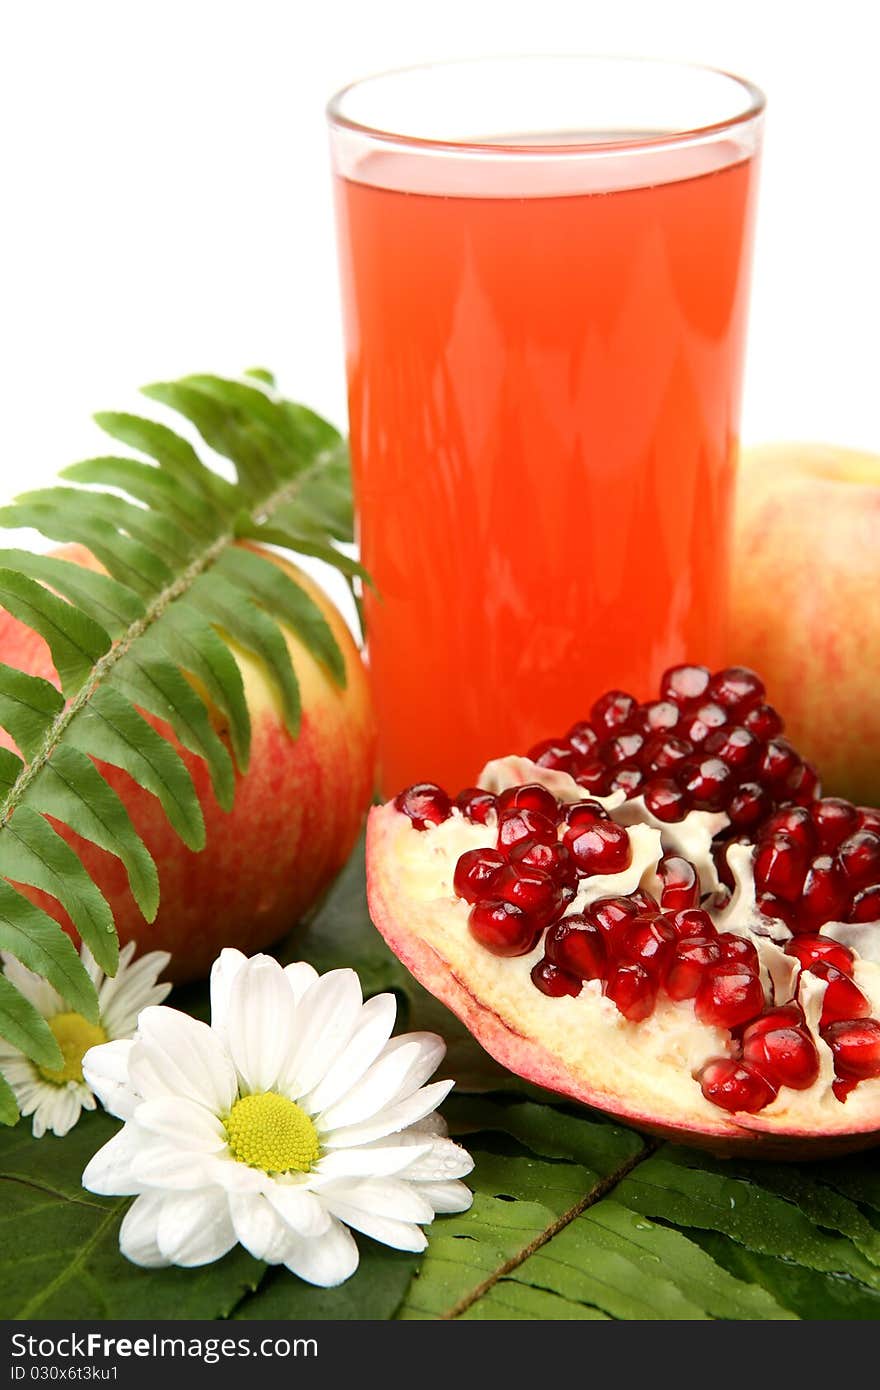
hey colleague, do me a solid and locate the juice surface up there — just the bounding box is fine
[334,146,760,796]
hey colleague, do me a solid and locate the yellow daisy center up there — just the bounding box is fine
[38,1012,108,1086]
[224,1092,320,1174]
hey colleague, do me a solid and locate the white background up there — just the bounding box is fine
[0,0,876,595]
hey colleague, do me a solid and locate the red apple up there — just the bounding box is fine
[0,544,376,980]
[730,442,880,806]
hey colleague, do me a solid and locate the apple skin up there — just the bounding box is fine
[730,442,880,807]
[0,544,376,982]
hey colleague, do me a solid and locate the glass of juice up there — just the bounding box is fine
[327,56,765,797]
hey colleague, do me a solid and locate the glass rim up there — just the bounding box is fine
[326,54,766,159]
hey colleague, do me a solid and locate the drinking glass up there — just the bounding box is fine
[327,56,765,796]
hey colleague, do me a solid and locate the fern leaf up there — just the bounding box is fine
[0,1070,17,1126]
[0,807,117,974]
[0,370,363,1122]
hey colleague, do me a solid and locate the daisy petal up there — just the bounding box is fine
[99,949,171,1039]
[156,1189,238,1267]
[35,1085,84,1137]
[130,1007,237,1113]
[265,1184,331,1238]
[1,952,63,1017]
[321,1176,435,1227]
[322,1200,428,1253]
[209,949,248,1040]
[278,970,363,1098]
[129,1140,218,1192]
[135,1097,228,1151]
[316,1033,445,1132]
[82,1123,145,1195]
[119,1192,169,1268]
[283,961,319,1005]
[322,1079,454,1149]
[415,1180,474,1214]
[82,1040,137,1120]
[225,956,298,1095]
[283,1217,359,1287]
[228,1192,296,1263]
[303,993,397,1115]
[397,1137,475,1182]
[314,1141,434,1181]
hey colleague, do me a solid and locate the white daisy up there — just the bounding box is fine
[0,941,171,1138]
[81,949,474,1287]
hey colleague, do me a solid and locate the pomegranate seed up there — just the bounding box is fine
[591,690,638,737]
[510,837,578,890]
[695,962,765,1030]
[756,893,799,932]
[605,962,657,1021]
[530,957,582,998]
[760,806,817,852]
[497,863,562,921]
[657,854,701,912]
[798,855,849,931]
[644,776,690,822]
[824,1018,880,1080]
[454,787,497,824]
[742,1025,819,1091]
[708,666,765,716]
[807,962,870,1027]
[704,725,759,769]
[754,834,808,903]
[759,738,801,788]
[811,798,860,853]
[784,935,854,973]
[497,783,559,820]
[468,900,540,956]
[742,1004,805,1039]
[564,800,610,828]
[727,782,772,830]
[564,820,631,876]
[576,759,614,797]
[603,731,645,766]
[545,914,607,980]
[566,721,599,758]
[743,703,784,741]
[681,756,734,811]
[668,907,716,941]
[638,700,680,734]
[610,764,645,798]
[666,938,722,1000]
[850,885,880,922]
[619,915,676,978]
[833,1077,858,1102]
[453,848,506,903]
[497,807,557,850]
[858,807,880,835]
[787,762,821,806]
[588,896,646,953]
[661,664,711,706]
[643,734,693,773]
[631,888,660,913]
[838,831,880,887]
[718,933,760,972]
[680,703,729,746]
[394,783,452,829]
[528,738,580,774]
[698,1058,778,1113]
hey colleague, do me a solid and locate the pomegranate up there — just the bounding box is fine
[369,664,880,1157]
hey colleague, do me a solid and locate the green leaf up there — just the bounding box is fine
[0,549,145,638]
[0,881,99,1022]
[0,664,63,761]
[145,607,250,772]
[0,807,117,974]
[65,685,205,851]
[26,745,159,922]
[217,545,346,686]
[0,1113,262,1318]
[0,971,62,1070]
[0,502,173,596]
[62,457,216,538]
[0,569,110,698]
[0,1071,17,1127]
[93,411,237,511]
